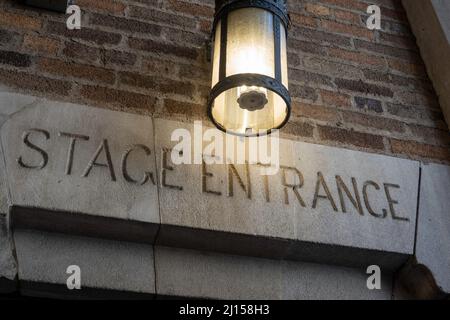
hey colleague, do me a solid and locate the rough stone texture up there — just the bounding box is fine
[155,246,392,300]
[0,216,17,293]
[402,0,450,129]
[0,91,160,242]
[155,119,419,269]
[416,163,450,294]
[14,229,155,296]
[0,88,39,215]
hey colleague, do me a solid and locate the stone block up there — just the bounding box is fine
[155,246,392,300]
[0,216,17,293]
[0,91,159,242]
[416,163,450,294]
[154,119,419,269]
[14,229,155,297]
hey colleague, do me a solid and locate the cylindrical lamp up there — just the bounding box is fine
[208,0,291,137]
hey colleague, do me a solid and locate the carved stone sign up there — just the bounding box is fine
[0,92,159,241]
[0,92,420,268]
[154,119,419,268]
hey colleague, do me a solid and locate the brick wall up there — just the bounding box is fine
[0,0,448,163]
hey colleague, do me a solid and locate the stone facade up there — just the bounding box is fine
[0,0,449,299]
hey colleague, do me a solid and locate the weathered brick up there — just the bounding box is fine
[386,103,444,124]
[408,125,450,147]
[0,68,71,95]
[166,0,214,18]
[128,38,199,60]
[320,90,351,108]
[390,139,450,161]
[119,71,195,97]
[0,50,32,68]
[379,32,417,50]
[289,69,333,87]
[290,13,318,28]
[38,58,115,85]
[290,84,319,102]
[354,39,419,61]
[289,39,326,55]
[320,0,367,11]
[101,50,137,67]
[163,98,205,117]
[46,21,122,46]
[354,96,383,113]
[388,59,427,77]
[334,9,361,24]
[306,3,331,16]
[292,27,352,48]
[23,34,60,55]
[0,29,19,47]
[163,28,208,47]
[0,11,41,31]
[283,122,315,138]
[328,47,386,67]
[80,85,157,111]
[335,78,394,97]
[76,0,126,15]
[89,13,162,36]
[63,42,100,64]
[292,102,340,122]
[318,125,385,150]
[321,20,373,40]
[342,111,405,133]
[129,6,197,30]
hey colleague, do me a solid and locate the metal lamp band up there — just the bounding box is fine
[207,73,292,137]
[213,0,290,37]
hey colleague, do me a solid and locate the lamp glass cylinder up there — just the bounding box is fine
[209,3,290,137]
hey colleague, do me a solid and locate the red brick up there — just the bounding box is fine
[328,47,386,67]
[390,139,450,161]
[318,125,385,150]
[306,3,331,16]
[164,99,205,117]
[321,20,374,40]
[0,12,41,31]
[320,90,351,108]
[293,102,340,122]
[128,38,199,60]
[166,0,214,18]
[23,35,61,55]
[38,58,115,85]
[0,68,71,96]
[80,85,157,111]
[76,0,126,15]
[342,111,405,133]
[290,14,318,28]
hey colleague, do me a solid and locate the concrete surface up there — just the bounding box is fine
[403,0,450,128]
[14,229,155,296]
[416,163,450,294]
[155,246,392,300]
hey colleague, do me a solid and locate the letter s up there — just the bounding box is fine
[17,129,50,170]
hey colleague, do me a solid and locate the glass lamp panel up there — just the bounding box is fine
[211,87,288,135]
[211,20,221,87]
[280,22,288,89]
[226,8,275,78]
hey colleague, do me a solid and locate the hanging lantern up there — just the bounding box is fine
[208,0,291,137]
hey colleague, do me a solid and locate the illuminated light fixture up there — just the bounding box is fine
[23,0,74,12]
[208,0,291,137]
